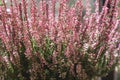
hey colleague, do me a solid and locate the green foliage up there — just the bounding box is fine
[118,1,120,7]
[0,34,119,80]
[0,0,2,6]
[18,42,30,80]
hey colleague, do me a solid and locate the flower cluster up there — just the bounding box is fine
[0,0,120,80]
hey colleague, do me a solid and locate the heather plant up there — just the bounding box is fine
[0,0,120,80]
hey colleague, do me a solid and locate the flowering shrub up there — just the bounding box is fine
[0,0,120,80]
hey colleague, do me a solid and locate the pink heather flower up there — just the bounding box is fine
[0,0,119,79]
[3,56,9,64]
[85,0,92,16]
[95,0,100,15]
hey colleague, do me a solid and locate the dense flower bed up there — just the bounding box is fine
[0,0,120,80]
